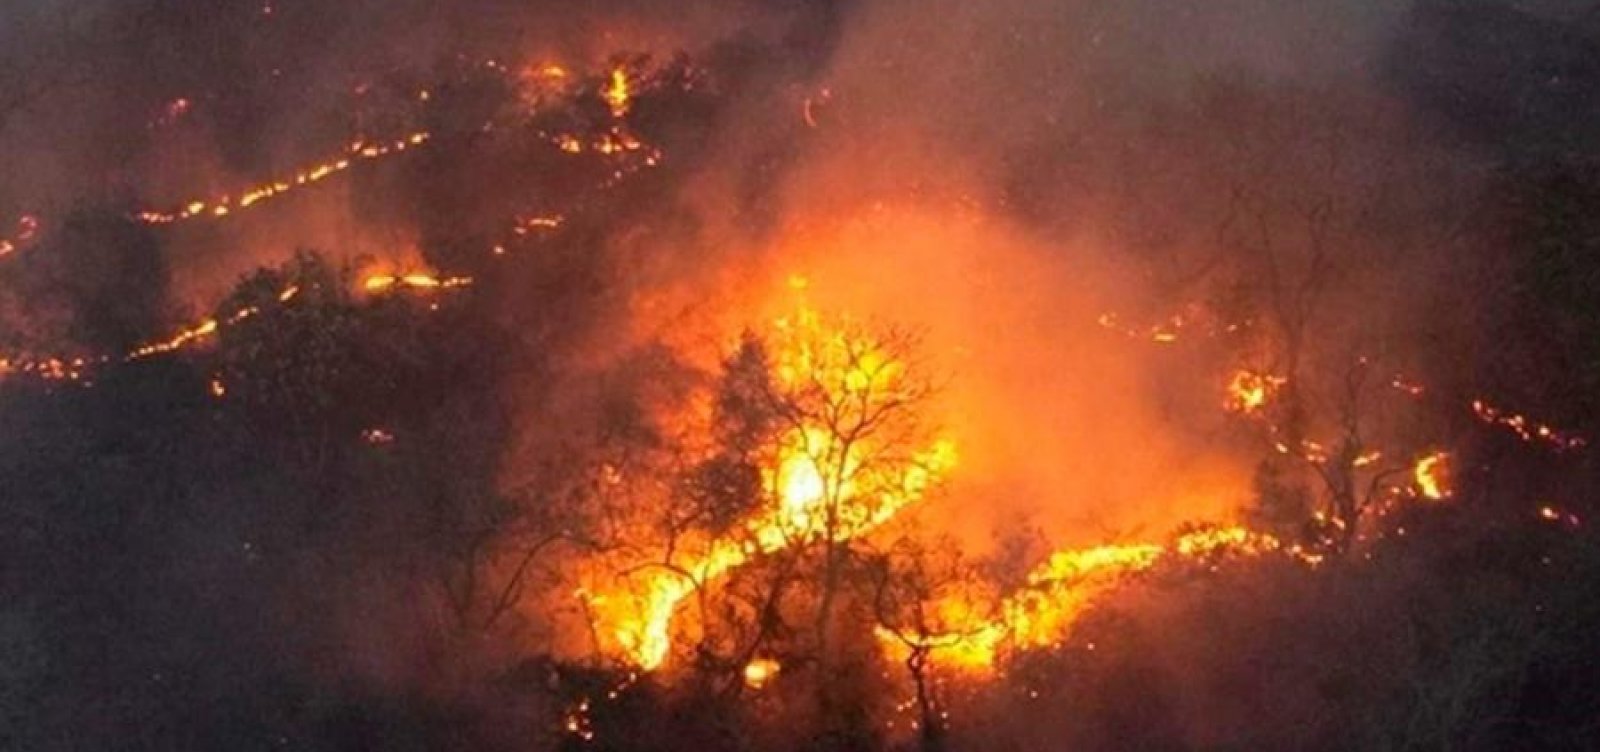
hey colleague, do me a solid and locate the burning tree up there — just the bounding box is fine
[871,536,999,752]
[580,297,956,738]
[1178,83,1476,552]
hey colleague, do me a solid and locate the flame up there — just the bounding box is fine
[133,132,430,225]
[880,525,1320,670]
[743,658,780,689]
[602,66,632,118]
[362,273,472,293]
[1225,369,1285,414]
[1413,452,1451,500]
[591,298,956,670]
[1471,399,1585,451]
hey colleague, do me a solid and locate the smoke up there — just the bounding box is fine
[0,0,1532,745]
[587,0,1483,550]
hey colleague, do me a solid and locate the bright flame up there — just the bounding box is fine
[363,272,472,293]
[1413,452,1451,500]
[743,658,780,689]
[880,525,1320,670]
[592,297,956,670]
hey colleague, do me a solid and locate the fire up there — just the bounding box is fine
[879,525,1318,670]
[1413,452,1451,500]
[1390,375,1426,397]
[133,132,430,225]
[1471,399,1585,451]
[1225,369,1285,414]
[149,97,192,128]
[589,297,956,670]
[127,318,220,360]
[0,214,40,258]
[362,273,472,293]
[743,658,780,689]
[1537,504,1581,527]
[602,66,632,118]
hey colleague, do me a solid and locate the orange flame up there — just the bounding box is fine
[589,298,956,670]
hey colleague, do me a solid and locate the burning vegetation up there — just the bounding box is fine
[3,2,1600,751]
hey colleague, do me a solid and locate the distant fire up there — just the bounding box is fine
[602,66,632,118]
[133,133,430,225]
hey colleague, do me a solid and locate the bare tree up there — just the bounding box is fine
[871,536,998,752]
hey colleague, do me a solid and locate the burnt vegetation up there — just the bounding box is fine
[3,1,1600,751]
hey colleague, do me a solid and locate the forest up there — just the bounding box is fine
[2,1,1600,750]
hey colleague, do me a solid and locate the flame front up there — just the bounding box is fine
[879,525,1326,670]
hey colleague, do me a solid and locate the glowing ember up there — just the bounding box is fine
[362,428,395,444]
[1471,399,1586,451]
[1390,375,1426,397]
[0,214,40,258]
[563,697,595,742]
[1537,504,1581,527]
